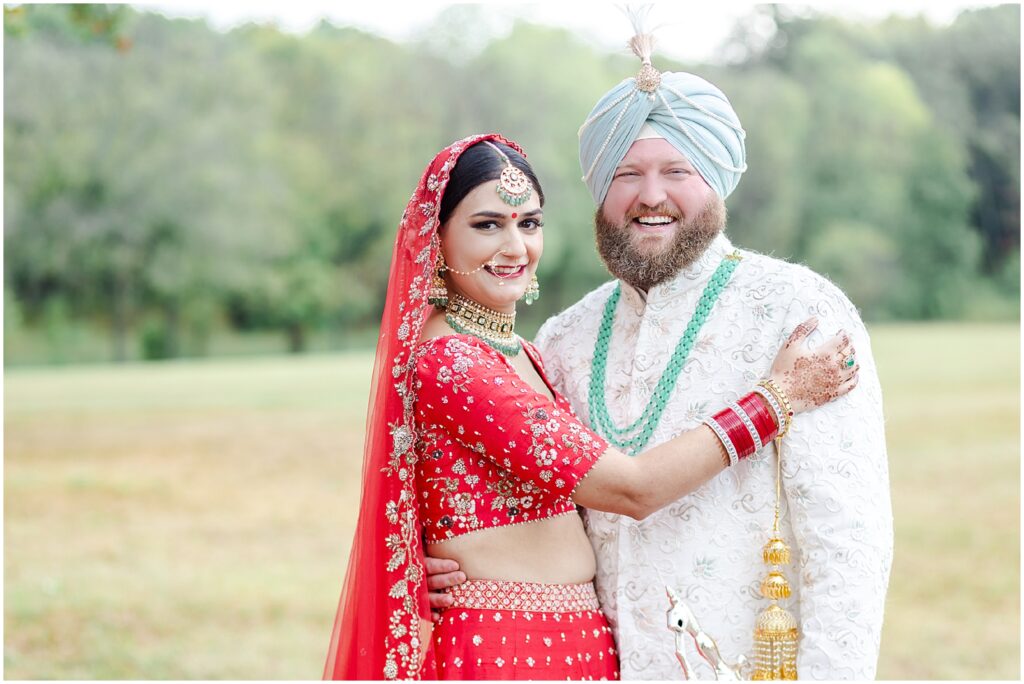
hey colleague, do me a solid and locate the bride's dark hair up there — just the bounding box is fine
[439,140,545,224]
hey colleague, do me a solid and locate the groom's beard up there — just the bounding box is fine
[594,196,727,292]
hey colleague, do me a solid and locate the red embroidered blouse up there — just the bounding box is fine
[414,335,609,544]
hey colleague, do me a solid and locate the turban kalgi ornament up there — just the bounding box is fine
[578,14,748,205]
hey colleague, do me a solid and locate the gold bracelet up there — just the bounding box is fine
[757,379,794,438]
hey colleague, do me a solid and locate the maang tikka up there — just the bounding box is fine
[483,141,532,207]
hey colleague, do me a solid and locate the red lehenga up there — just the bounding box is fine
[322,135,618,680]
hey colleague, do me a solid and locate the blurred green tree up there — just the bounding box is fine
[3,4,1018,365]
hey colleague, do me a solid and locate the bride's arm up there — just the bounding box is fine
[423,316,857,612]
[571,424,728,519]
[572,317,858,519]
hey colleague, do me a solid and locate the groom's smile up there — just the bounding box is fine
[602,138,717,230]
[626,204,682,253]
[593,139,726,291]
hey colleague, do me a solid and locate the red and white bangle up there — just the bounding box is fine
[706,411,742,467]
[705,392,780,467]
[739,392,777,444]
[753,382,792,438]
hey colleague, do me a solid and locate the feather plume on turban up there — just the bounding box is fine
[578,23,747,205]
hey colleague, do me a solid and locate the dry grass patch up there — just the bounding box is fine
[4,325,1019,678]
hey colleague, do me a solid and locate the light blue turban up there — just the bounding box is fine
[579,70,747,205]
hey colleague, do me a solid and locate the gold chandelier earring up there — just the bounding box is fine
[523,274,540,305]
[428,253,449,308]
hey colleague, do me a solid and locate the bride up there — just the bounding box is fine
[322,134,859,680]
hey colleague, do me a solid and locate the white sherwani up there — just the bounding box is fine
[534,234,893,680]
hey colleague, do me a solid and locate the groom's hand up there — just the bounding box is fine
[424,556,466,622]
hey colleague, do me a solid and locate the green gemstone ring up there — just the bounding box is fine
[845,356,856,368]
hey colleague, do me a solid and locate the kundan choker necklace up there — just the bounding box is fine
[445,292,521,357]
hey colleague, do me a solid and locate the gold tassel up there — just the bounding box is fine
[752,435,798,680]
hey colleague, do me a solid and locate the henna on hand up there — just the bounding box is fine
[784,353,847,409]
[782,316,818,351]
[768,317,860,413]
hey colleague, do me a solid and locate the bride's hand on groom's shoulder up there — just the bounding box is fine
[769,316,860,414]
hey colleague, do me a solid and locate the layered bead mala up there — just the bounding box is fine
[588,252,742,456]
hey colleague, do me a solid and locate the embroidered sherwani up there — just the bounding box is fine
[534,234,894,680]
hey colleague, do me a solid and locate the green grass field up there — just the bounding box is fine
[4,323,1019,679]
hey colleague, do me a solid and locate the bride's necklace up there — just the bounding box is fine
[445,292,521,358]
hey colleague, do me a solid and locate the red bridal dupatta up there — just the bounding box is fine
[323,134,529,680]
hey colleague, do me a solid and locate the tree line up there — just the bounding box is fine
[4,4,1019,363]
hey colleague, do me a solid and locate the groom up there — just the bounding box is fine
[428,58,894,679]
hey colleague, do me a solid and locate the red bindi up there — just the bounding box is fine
[511,212,517,219]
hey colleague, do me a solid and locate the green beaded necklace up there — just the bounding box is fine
[588,252,742,455]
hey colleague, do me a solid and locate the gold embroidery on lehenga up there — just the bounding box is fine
[378,136,481,679]
[414,336,608,545]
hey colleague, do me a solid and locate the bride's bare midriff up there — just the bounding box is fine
[426,511,596,584]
